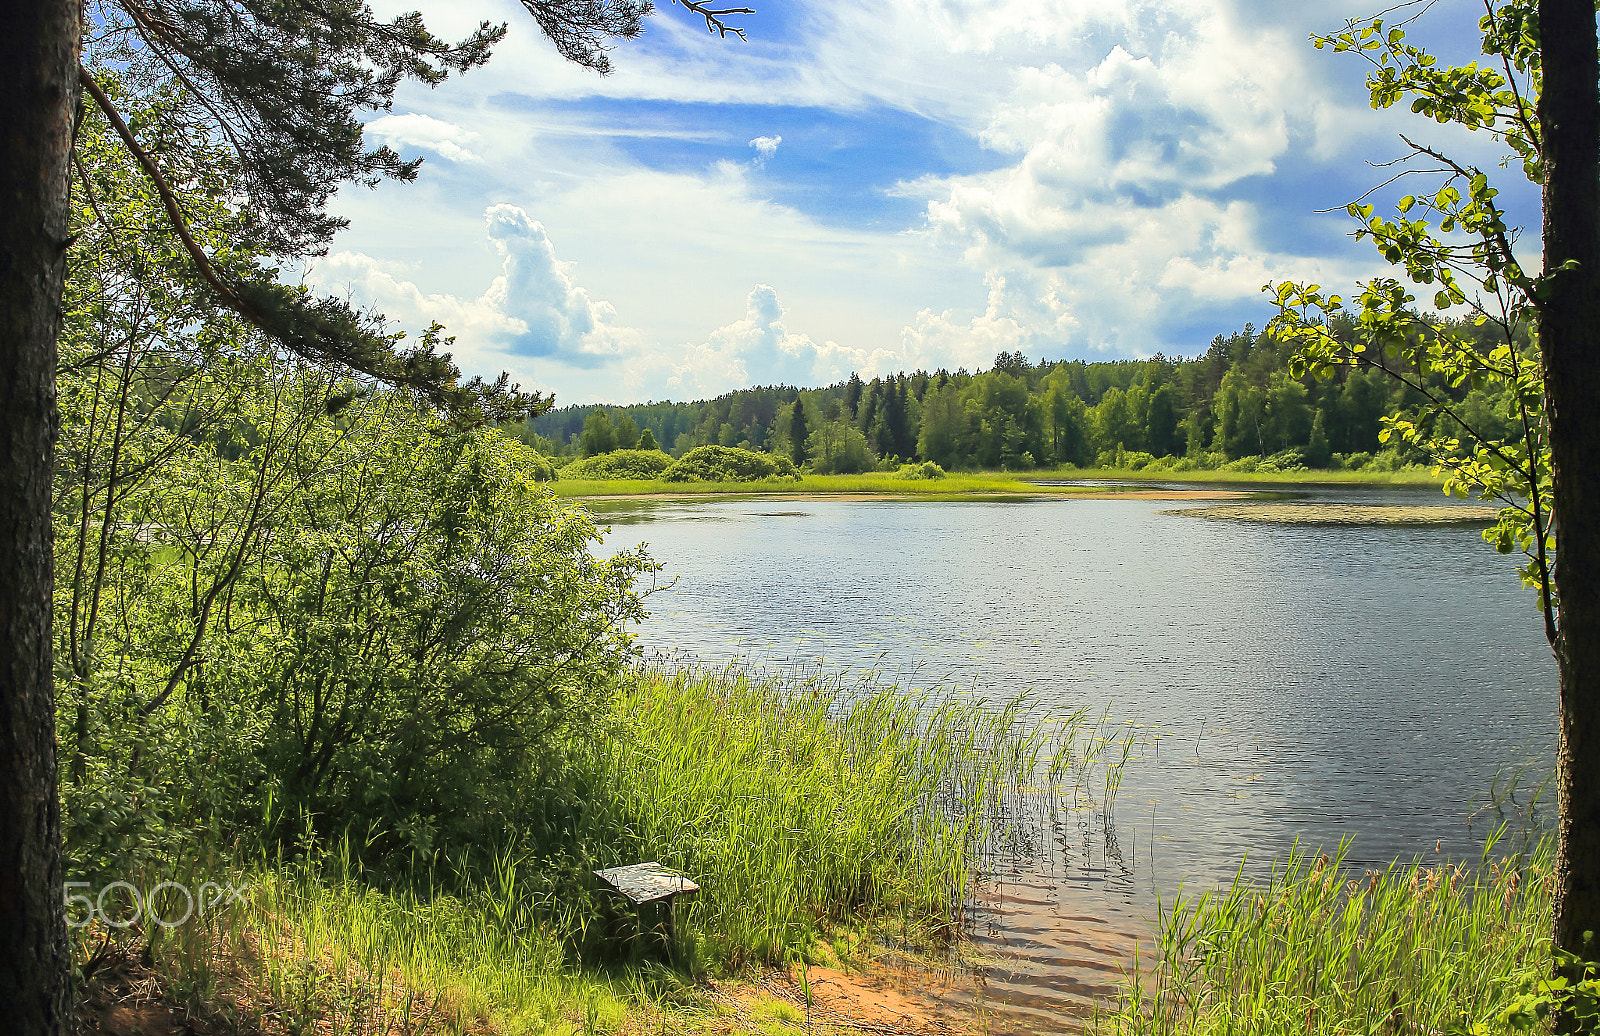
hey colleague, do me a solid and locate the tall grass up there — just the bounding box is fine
[1099,834,1555,1035]
[103,663,1105,1032]
[138,846,668,1035]
[595,663,1057,965]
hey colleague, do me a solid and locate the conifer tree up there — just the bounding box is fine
[856,381,879,434]
[843,371,864,419]
[789,399,809,467]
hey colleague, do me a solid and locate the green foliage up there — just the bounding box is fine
[596,666,1043,965]
[896,461,946,480]
[54,114,654,874]
[807,420,876,474]
[1467,948,1600,1033]
[1102,837,1558,1036]
[522,449,560,482]
[79,14,553,424]
[661,445,800,483]
[542,340,1405,476]
[559,448,675,481]
[636,427,658,451]
[1271,1,1557,635]
[581,409,618,456]
[613,413,640,451]
[788,398,810,466]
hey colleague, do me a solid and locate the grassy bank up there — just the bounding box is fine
[1099,836,1557,1035]
[91,665,1051,1034]
[552,466,1442,500]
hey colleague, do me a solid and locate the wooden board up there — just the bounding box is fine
[594,862,699,905]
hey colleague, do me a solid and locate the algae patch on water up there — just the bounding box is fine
[1162,502,1499,525]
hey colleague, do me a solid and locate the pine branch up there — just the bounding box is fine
[79,69,550,425]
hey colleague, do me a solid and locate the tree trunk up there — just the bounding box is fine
[1541,0,1600,1019]
[0,0,79,1032]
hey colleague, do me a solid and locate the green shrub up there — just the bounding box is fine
[58,395,655,873]
[806,422,875,474]
[523,450,559,482]
[1222,454,1262,472]
[1364,446,1426,472]
[559,448,674,480]
[661,445,800,483]
[1257,448,1309,474]
[896,461,946,480]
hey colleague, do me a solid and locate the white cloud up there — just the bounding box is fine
[748,135,782,162]
[308,204,635,386]
[622,285,901,399]
[322,0,1513,397]
[365,112,482,163]
[309,206,915,403]
[899,274,1042,373]
[892,1,1351,354]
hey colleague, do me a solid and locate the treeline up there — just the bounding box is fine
[530,321,1523,473]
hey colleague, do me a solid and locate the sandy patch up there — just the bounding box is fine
[714,963,985,1035]
[1066,489,1249,500]
[1165,502,1499,524]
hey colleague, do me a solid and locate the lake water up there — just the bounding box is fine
[592,482,1558,1031]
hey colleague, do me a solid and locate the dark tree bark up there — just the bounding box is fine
[0,0,81,1023]
[0,1,79,1033]
[1541,0,1600,1010]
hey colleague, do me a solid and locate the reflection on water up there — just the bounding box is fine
[591,483,1557,1031]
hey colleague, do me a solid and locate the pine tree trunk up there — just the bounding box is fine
[1541,1,1600,1024]
[0,0,79,1032]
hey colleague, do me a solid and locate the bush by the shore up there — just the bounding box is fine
[559,448,675,480]
[662,445,800,482]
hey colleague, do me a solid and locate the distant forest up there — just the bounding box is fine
[524,316,1522,472]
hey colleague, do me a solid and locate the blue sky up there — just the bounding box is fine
[306,0,1543,405]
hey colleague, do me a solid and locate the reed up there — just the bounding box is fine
[595,663,1055,966]
[111,663,1090,1032]
[138,846,657,1035]
[1098,833,1556,1035]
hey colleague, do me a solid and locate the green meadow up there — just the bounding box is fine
[552,466,1441,501]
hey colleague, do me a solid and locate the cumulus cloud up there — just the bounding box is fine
[748,135,783,162]
[623,285,901,398]
[892,0,1355,354]
[316,0,1455,397]
[899,274,1041,373]
[365,112,482,163]
[308,204,632,377]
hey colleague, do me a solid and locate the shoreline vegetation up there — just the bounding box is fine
[83,662,1557,1036]
[76,664,1063,1035]
[552,465,1444,502]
